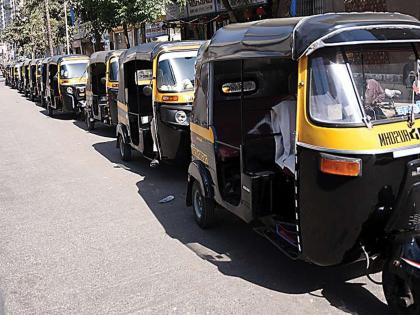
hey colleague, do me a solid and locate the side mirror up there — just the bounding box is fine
[143,85,153,97]
[100,77,106,85]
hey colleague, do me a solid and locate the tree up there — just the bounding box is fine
[110,0,169,48]
[1,0,69,57]
[74,0,118,51]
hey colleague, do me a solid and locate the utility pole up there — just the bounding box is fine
[44,0,54,56]
[64,1,70,55]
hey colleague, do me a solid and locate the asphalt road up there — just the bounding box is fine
[0,77,389,314]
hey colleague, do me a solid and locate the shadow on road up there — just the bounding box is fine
[72,120,116,138]
[38,109,77,120]
[93,140,389,315]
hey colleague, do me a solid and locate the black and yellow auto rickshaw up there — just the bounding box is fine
[22,59,31,97]
[85,50,124,130]
[4,63,12,86]
[45,55,89,117]
[15,61,24,92]
[39,57,51,107]
[29,58,40,101]
[116,41,202,165]
[187,13,420,313]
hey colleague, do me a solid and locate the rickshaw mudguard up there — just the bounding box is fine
[186,160,214,207]
[116,123,130,147]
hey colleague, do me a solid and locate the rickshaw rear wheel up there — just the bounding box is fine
[383,259,420,314]
[47,104,54,117]
[85,111,95,131]
[192,181,215,229]
[118,135,131,162]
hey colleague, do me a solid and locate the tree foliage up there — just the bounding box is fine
[1,0,69,57]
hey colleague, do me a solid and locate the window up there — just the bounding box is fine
[60,61,88,79]
[157,51,198,92]
[309,44,420,125]
[109,59,119,82]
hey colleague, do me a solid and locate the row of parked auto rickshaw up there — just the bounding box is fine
[3,12,420,314]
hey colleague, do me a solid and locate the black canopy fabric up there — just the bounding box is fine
[48,55,88,65]
[199,12,420,64]
[118,41,204,104]
[119,41,205,64]
[89,50,124,65]
[30,59,40,66]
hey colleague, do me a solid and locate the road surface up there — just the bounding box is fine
[0,77,389,314]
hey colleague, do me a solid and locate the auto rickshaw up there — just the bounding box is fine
[85,50,124,130]
[116,41,203,165]
[187,12,420,314]
[14,61,24,92]
[10,62,18,89]
[4,63,12,86]
[29,58,40,101]
[45,55,89,117]
[22,59,31,97]
[39,57,51,107]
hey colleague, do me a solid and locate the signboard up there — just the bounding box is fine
[165,3,188,20]
[145,22,167,39]
[136,70,153,85]
[216,0,267,10]
[187,0,216,17]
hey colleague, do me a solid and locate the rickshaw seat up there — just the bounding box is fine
[217,144,240,162]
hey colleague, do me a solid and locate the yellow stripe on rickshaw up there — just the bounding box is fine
[190,123,214,143]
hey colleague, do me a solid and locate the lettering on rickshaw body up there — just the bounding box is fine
[378,128,420,147]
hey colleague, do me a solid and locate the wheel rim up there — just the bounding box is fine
[193,188,204,220]
[384,261,420,313]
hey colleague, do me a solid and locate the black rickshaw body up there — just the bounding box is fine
[23,59,31,96]
[40,57,51,107]
[4,63,11,86]
[46,55,89,114]
[15,62,24,92]
[29,58,41,100]
[116,41,203,162]
[188,12,420,313]
[85,50,124,127]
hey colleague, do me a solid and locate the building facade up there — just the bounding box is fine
[0,0,18,30]
[164,0,420,41]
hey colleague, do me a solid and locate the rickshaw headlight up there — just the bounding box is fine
[320,154,361,177]
[66,87,73,94]
[175,111,187,124]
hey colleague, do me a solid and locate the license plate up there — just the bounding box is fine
[395,103,420,116]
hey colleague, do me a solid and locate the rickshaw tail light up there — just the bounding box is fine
[320,154,361,177]
[162,95,178,102]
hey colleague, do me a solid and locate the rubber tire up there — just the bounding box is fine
[47,103,54,117]
[383,260,420,315]
[192,181,215,229]
[118,135,132,162]
[85,112,95,131]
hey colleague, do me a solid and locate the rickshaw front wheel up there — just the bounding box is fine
[192,181,215,229]
[383,259,420,315]
[47,104,54,117]
[85,111,95,131]
[118,135,131,162]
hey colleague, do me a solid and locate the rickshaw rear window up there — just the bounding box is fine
[109,59,119,82]
[325,28,420,44]
[309,44,420,126]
